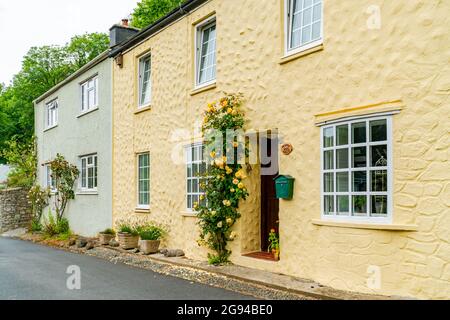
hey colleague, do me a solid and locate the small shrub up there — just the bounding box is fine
[117,222,139,236]
[101,228,116,235]
[31,220,42,232]
[56,218,70,234]
[139,225,165,241]
[43,213,58,237]
[43,212,70,237]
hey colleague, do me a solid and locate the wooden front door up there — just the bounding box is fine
[260,136,279,252]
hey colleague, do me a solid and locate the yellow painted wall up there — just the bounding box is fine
[112,0,450,299]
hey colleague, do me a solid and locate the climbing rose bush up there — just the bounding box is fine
[196,93,249,265]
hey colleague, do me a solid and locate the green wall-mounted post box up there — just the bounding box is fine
[274,175,295,200]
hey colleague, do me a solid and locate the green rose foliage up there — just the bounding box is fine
[196,93,249,265]
[49,154,80,221]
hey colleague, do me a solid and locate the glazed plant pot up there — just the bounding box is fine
[117,232,139,249]
[140,240,161,255]
[99,233,115,245]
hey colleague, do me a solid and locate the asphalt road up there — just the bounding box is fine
[0,237,253,300]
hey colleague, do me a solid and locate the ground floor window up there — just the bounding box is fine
[80,154,98,191]
[137,153,150,209]
[186,143,207,211]
[321,116,392,222]
[45,164,56,191]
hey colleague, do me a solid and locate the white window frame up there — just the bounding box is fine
[285,0,324,56]
[80,75,99,113]
[138,54,152,108]
[185,143,207,212]
[45,164,57,192]
[45,99,58,129]
[195,16,217,88]
[320,116,393,224]
[137,152,150,210]
[79,154,98,192]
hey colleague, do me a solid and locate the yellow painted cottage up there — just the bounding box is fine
[109,0,450,299]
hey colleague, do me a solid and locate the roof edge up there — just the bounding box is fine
[34,50,110,104]
[109,0,209,58]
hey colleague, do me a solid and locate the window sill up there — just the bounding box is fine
[77,107,99,118]
[44,125,58,132]
[190,82,217,96]
[279,44,324,65]
[76,191,98,195]
[135,105,152,114]
[311,219,418,231]
[181,211,198,218]
[135,207,150,213]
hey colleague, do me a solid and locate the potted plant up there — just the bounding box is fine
[116,222,139,249]
[99,228,116,245]
[268,229,280,261]
[139,224,165,255]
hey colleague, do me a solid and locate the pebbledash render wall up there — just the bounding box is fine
[35,55,113,237]
[112,0,450,299]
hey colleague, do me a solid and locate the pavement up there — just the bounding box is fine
[0,237,254,300]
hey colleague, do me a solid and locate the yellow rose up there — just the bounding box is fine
[233,179,239,185]
[238,182,245,189]
[227,108,233,114]
[221,99,228,108]
[230,188,235,193]
[217,221,223,228]
[211,210,217,216]
[235,171,241,178]
[226,218,233,225]
[200,195,205,200]
[223,200,231,207]
[226,166,233,174]
[210,151,216,158]
[230,231,237,240]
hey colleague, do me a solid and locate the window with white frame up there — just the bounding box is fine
[186,144,207,211]
[196,18,216,87]
[46,100,58,129]
[45,164,56,191]
[81,76,99,113]
[138,55,152,107]
[137,153,150,208]
[80,154,98,191]
[286,0,323,53]
[321,117,392,222]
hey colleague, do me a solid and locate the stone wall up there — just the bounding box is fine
[0,188,32,233]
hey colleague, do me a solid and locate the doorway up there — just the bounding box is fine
[260,134,279,252]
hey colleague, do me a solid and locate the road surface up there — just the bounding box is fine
[0,237,253,300]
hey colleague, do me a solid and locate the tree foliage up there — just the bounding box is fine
[0,33,109,164]
[0,135,37,188]
[131,0,181,29]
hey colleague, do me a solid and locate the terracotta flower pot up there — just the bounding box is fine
[139,240,161,255]
[99,233,115,245]
[117,232,139,249]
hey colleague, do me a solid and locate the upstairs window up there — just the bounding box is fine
[287,0,323,53]
[46,100,58,129]
[81,76,99,113]
[321,117,392,223]
[80,154,98,191]
[196,18,216,87]
[138,54,152,108]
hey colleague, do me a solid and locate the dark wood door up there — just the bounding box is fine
[260,136,279,252]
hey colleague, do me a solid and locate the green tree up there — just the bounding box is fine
[67,33,110,69]
[131,0,181,29]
